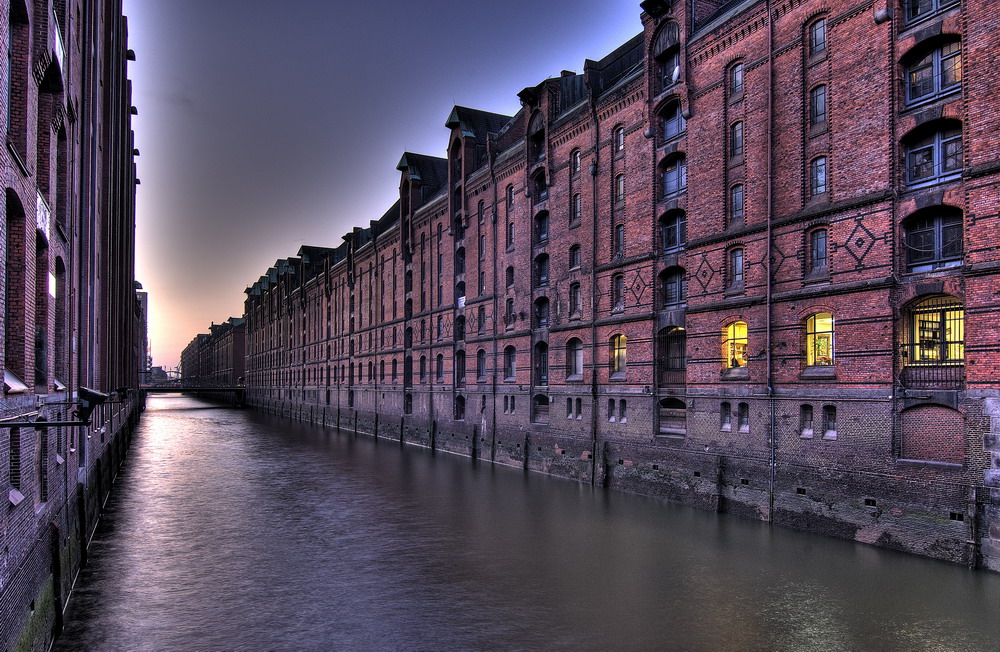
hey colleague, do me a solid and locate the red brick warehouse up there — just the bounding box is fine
[237,0,1000,570]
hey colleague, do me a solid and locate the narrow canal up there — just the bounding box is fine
[57,395,1000,651]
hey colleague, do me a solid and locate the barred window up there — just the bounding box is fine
[904,295,964,366]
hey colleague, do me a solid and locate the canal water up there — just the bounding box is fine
[57,395,1000,651]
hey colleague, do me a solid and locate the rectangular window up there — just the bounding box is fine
[730,122,744,159]
[810,229,828,272]
[729,249,744,287]
[720,403,732,431]
[811,157,828,196]
[572,193,582,223]
[737,403,750,432]
[810,19,827,55]
[731,63,744,96]
[731,184,745,223]
[810,85,827,126]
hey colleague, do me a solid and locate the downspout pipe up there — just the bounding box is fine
[766,0,777,521]
[586,67,601,487]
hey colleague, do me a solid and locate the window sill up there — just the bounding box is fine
[807,51,827,67]
[904,174,962,191]
[800,365,835,380]
[566,374,583,382]
[729,92,744,105]
[808,122,828,138]
[724,285,744,297]
[800,430,814,439]
[656,432,686,439]
[610,372,627,381]
[803,270,830,284]
[722,366,748,380]
[903,86,962,112]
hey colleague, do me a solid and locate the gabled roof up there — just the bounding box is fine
[587,32,644,96]
[396,152,448,191]
[445,106,512,141]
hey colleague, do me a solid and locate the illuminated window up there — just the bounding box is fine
[610,334,627,377]
[723,321,748,369]
[805,312,835,366]
[904,296,964,366]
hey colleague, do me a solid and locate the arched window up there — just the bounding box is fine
[478,199,486,224]
[730,121,744,159]
[614,224,625,258]
[534,297,550,329]
[533,342,548,386]
[730,62,744,96]
[476,349,487,380]
[660,101,686,141]
[661,154,687,197]
[652,22,681,92]
[730,184,745,225]
[380,360,385,381]
[613,126,625,154]
[808,228,829,275]
[805,312,835,366]
[455,350,466,385]
[534,210,549,244]
[571,193,582,223]
[503,346,516,380]
[506,265,515,287]
[455,281,466,305]
[657,327,686,385]
[660,210,686,251]
[615,174,626,204]
[728,248,744,288]
[436,354,444,381]
[723,322,748,368]
[506,184,515,209]
[391,358,398,382]
[906,39,961,105]
[612,274,625,311]
[454,395,466,420]
[660,267,686,307]
[810,84,827,127]
[528,112,545,161]
[454,247,466,275]
[810,156,828,196]
[904,207,963,272]
[809,18,827,56]
[532,394,550,423]
[903,295,964,366]
[420,356,427,382]
[905,121,962,186]
[569,282,582,317]
[610,334,627,377]
[531,169,548,202]
[533,254,549,287]
[566,338,584,379]
[569,244,581,269]
[454,315,465,341]
[658,398,687,436]
[571,149,582,175]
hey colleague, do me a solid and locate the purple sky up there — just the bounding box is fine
[124,0,643,368]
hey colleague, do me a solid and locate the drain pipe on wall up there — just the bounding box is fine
[765,0,777,522]
[588,74,602,487]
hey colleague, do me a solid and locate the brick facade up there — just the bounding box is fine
[236,0,1000,571]
[1,0,143,648]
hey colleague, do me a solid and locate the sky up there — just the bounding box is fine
[123,0,644,369]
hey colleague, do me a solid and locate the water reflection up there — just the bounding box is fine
[58,396,1000,651]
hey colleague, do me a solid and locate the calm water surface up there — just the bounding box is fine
[57,395,1000,651]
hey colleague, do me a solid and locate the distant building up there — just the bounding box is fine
[241,0,1000,571]
[181,318,245,386]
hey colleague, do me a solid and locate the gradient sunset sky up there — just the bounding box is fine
[123,0,643,368]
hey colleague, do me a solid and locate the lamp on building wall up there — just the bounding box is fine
[0,386,110,428]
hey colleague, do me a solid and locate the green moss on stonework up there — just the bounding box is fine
[12,575,55,652]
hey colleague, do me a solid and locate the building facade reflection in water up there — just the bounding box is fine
[58,396,1000,651]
